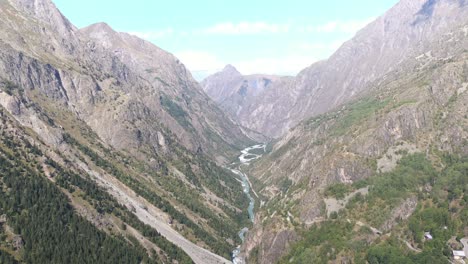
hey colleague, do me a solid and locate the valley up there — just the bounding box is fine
[0,0,466,263]
[230,144,266,264]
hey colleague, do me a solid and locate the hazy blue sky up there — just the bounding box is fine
[54,0,399,80]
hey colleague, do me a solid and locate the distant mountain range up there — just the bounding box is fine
[202,0,468,139]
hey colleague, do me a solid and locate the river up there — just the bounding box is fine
[230,144,266,264]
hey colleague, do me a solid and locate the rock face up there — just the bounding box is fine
[12,236,24,250]
[201,65,243,104]
[213,0,468,138]
[241,0,468,262]
[201,65,287,123]
[0,0,251,163]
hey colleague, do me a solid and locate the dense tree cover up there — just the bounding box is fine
[0,116,192,263]
[0,150,153,263]
[280,220,355,263]
[63,132,234,258]
[280,153,467,263]
[367,154,437,203]
[348,154,439,227]
[0,249,17,264]
[366,238,448,264]
[50,159,193,264]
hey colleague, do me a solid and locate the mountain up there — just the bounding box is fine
[237,0,468,262]
[1,0,466,263]
[201,65,243,104]
[0,0,255,262]
[217,0,468,138]
[201,65,287,124]
[79,24,252,163]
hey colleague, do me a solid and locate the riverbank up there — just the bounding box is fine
[230,144,266,264]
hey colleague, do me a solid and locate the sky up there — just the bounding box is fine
[53,0,399,80]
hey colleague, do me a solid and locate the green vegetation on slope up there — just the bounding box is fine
[30,90,249,259]
[332,97,390,136]
[280,153,467,263]
[50,159,193,264]
[0,249,17,264]
[62,130,244,258]
[0,125,155,263]
[160,94,195,133]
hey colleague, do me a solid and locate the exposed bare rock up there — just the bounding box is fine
[0,0,251,163]
[242,218,298,264]
[0,0,253,262]
[12,235,24,250]
[78,24,252,162]
[0,214,6,224]
[201,65,284,123]
[201,65,243,103]
[381,196,418,232]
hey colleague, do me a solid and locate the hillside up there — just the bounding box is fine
[0,0,466,263]
[0,0,256,262]
[215,0,468,138]
[240,16,468,262]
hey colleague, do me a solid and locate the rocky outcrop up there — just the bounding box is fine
[12,235,24,250]
[381,196,418,232]
[241,217,298,264]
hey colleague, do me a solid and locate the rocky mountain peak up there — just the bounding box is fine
[222,64,241,75]
[0,0,79,59]
[80,22,122,49]
[8,0,76,33]
[84,22,114,34]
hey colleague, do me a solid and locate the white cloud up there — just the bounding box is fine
[129,28,174,40]
[129,18,375,40]
[202,22,290,35]
[175,50,225,76]
[301,18,375,34]
[234,56,318,76]
[174,49,319,80]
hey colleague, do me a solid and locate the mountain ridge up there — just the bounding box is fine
[0,0,257,262]
[207,0,468,138]
[201,64,287,122]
